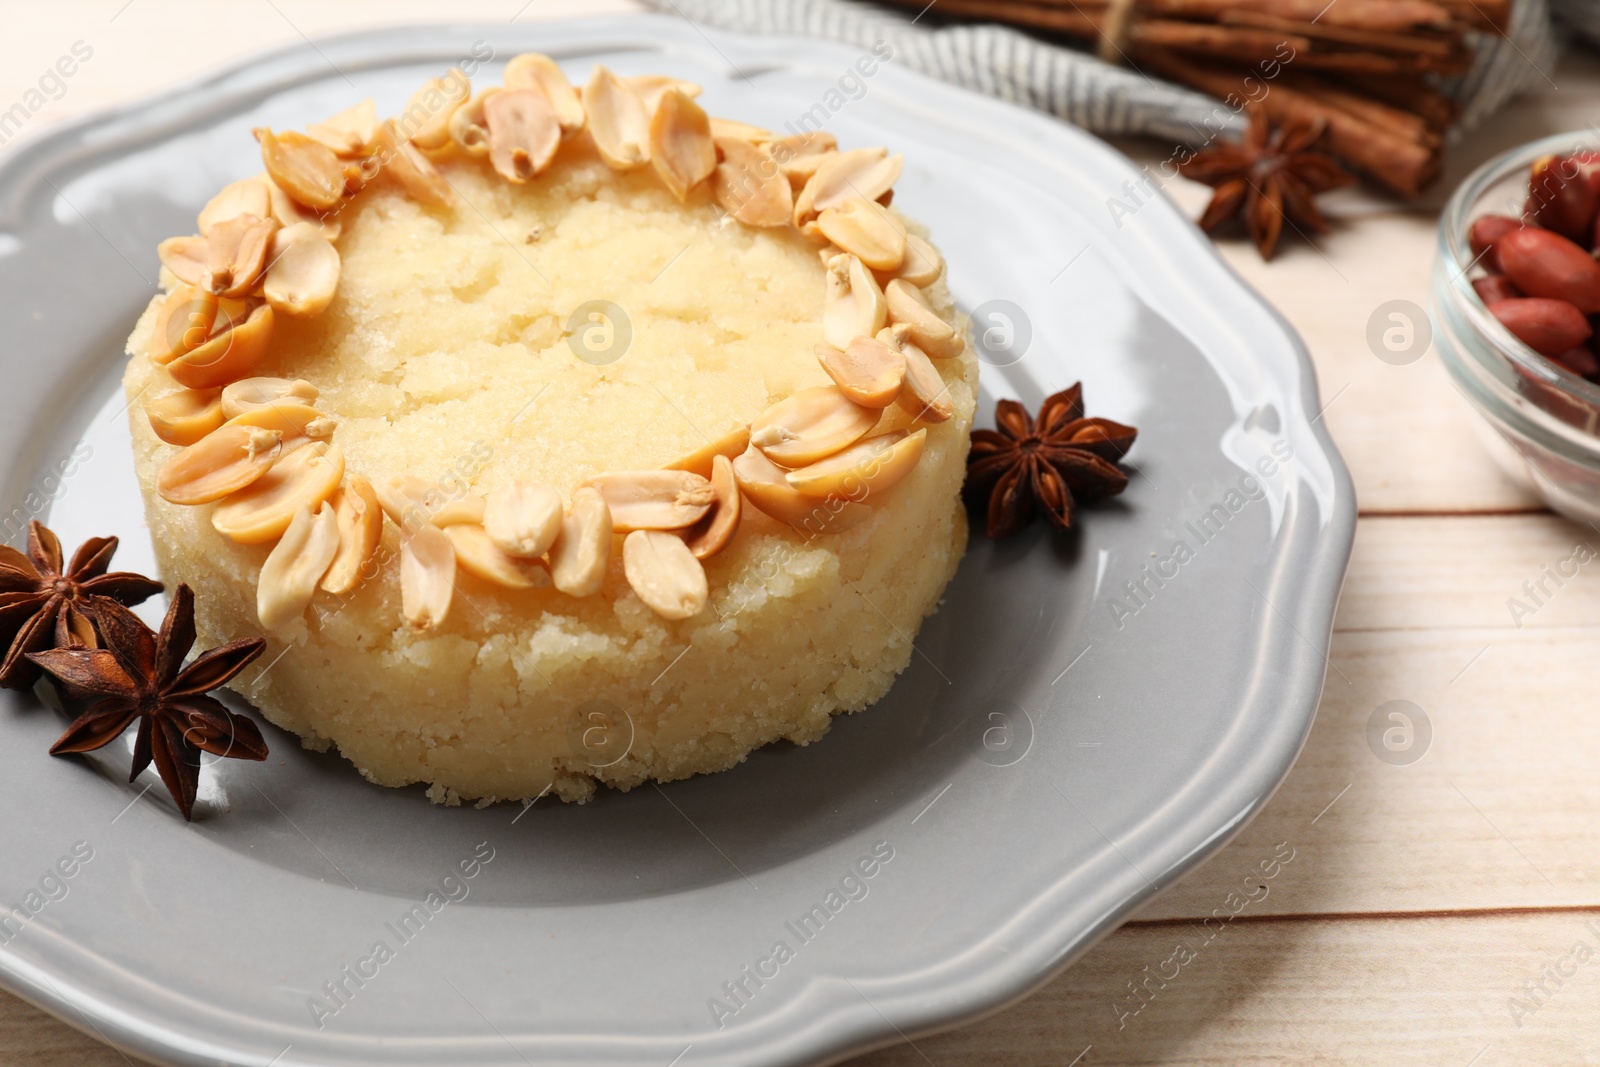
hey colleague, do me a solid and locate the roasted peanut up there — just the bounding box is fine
[626,75,703,113]
[449,89,499,157]
[263,223,340,316]
[815,339,905,409]
[157,236,209,287]
[305,99,380,158]
[220,377,319,418]
[203,213,278,297]
[156,422,281,505]
[585,470,715,531]
[731,443,869,531]
[1526,155,1600,244]
[1488,296,1593,356]
[709,117,771,142]
[584,66,650,170]
[148,284,218,364]
[321,475,382,595]
[1469,214,1520,273]
[371,120,454,208]
[375,476,484,530]
[679,453,741,560]
[483,480,563,558]
[1473,275,1522,305]
[768,131,836,187]
[1550,344,1600,377]
[712,136,791,228]
[145,389,224,446]
[549,486,612,597]
[446,523,546,589]
[822,253,888,349]
[504,53,585,133]
[885,234,943,287]
[257,128,345,210]
[257,503,340,629]
[817,197,905,271]
[211,442,345,544]
[622,529,707,619]
[399,70,470,151]
[1497,227,1600,313]
[794,146,902,226]
[884,279,963,357]
[486,89,561,182]
[198,178,270,236]
[662,426,752,479]
[750,385,878,467]
[263,173,341,239]
[399,523,455,629]
[895,339,954,422]
[167,303,274,389]
[786,428,926,499]
[649,89,716,202]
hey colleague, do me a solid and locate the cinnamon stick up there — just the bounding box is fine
[892,0,1317,62]
[1334,72,1460,131]
[878,0,1473,73]
[1139,48,1442,196]
[1036,0,1505,30]
[867,0,1472,197]
[1429,0,1512,33]
[1029,0,1459,34]
[1278,71,1440,148]
[1131,22,1314,64]
[1282,50,1472,76]
[1218,9,1459,56]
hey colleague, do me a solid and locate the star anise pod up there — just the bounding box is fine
[964,383,1137,539]
[28,585,268,821]
[0,521,164,690]
[1178,107,1353,260]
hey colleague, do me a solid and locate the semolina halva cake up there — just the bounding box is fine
[122,56,975,804]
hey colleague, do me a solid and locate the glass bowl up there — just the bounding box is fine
[1432,128,1600,524]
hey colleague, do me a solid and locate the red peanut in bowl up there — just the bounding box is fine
[1434,131,1600,523]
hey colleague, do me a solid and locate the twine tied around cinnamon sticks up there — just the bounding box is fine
[1095,0,1141,63]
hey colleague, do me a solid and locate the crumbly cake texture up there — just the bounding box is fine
[125,141,976,804]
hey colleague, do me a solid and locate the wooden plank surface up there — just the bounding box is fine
[855,913,1600,1066]
[4,2,1600,1064]
[1137,515,1600,920]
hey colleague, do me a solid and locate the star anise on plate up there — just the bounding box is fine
[1177,107,1353,260]
[964,383,1137,539]
[0,521,164,690]
[28,584,268,821]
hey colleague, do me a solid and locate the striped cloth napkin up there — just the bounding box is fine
[645,0,1561,149]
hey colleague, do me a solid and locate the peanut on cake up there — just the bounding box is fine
[122,56,976,804]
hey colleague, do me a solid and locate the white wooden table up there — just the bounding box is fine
[4,3,1599,1064]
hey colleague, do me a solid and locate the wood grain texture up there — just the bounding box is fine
[1340,514,1600,632]
[851,913,1600,1066]
[4,3,1600,1065]
[0,993,152,1066]
[1145,623,1600,919]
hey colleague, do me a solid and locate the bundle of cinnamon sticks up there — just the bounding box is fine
[874,0,1513,196]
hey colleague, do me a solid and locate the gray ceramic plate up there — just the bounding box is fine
[0,16,1354,1067]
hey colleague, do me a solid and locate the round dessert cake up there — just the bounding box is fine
[122,58,975,804]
